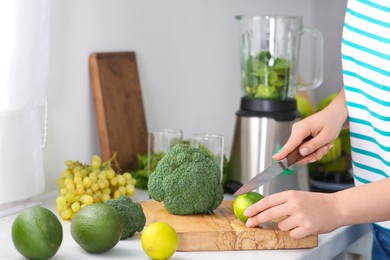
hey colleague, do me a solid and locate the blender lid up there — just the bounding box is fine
[236,97,300,121]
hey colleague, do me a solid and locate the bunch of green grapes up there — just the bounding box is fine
[55,155,136,220]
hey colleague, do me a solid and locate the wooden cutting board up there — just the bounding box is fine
[141,200,318,251]
[89,52,147,171]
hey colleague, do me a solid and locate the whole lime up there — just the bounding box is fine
[70,203,123,253]
[295,93,314,118]
[233,192,264,223]
[12,206,63,259]
[141,222,178,260]
[317,92,338,112]
[318,137,342,164]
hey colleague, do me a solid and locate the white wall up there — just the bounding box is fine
[44,0,345,192]
[311,0,348,103]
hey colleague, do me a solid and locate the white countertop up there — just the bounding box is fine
[0,190,371,260]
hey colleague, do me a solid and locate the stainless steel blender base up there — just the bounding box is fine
[228,116,309,196]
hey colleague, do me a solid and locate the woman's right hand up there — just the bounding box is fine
[273,89,348,164]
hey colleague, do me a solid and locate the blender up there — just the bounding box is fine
[228,15,324,195]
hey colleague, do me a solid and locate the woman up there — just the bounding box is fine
[244,0,390,257]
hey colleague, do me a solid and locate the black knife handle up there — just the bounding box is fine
[285,136,313,166]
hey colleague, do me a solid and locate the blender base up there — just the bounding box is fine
[228,98,308,196]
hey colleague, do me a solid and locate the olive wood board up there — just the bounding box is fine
[141,200,318,251]
[89,52,147,171]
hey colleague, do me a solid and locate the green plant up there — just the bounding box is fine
[131,153,165,190]
[148,144,224,215]
[105,195,146,240]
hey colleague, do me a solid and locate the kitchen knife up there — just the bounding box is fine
[233,136,312,196]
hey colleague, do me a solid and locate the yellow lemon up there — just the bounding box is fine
[141,222,178,260]
[233,192,264,223]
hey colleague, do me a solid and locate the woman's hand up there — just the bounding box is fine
[245,178,390,239]
[244,190,342,239]
[273,89,348,164]
[243,89,349,239]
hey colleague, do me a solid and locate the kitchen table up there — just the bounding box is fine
[0,189,372,260]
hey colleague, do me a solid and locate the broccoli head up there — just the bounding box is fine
[148,144,224,215]
[105,195,146,239]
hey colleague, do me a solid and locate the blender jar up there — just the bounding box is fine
[237,15,324,100]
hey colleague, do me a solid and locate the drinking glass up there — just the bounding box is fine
[189,133,224,182]
[147,128,183,177]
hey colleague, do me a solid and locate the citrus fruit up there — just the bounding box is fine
[233,192,264,223]
[317,92,338,112]
[295,93,314,118]
[318,137,342,164]
[323,156,348,173]
[141,222,178,260]
[340,129,351,154]
[70,203,123,253]
[12,206,63,259]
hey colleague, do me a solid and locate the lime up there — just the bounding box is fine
[295,93,314,118]
[340,129,351,154]
[317,92,338,112]
[318,137,342,164]
[12,206,63,259]
[141,222,178,260]
[323,156,348,173]
[233,192,264,223]
[70,203,123,253]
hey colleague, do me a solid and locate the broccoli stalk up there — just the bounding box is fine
[105,195,146,240]
[148,144,224,215]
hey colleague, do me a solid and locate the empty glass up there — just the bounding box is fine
[147,128,183,177]
[189,133,224,182]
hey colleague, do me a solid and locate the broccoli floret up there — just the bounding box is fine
[148,144,224,215]
[105,195,146,239]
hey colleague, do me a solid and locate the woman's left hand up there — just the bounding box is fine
[244,190,342,239]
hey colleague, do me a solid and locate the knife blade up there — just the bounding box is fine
[233,136,312,196]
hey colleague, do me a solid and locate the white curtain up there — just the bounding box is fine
[0,0,50,203]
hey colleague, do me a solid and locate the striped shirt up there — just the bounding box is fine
[342,0,390,229]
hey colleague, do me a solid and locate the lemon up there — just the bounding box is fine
[70,203,123,253]
[233,192,264,223]
[141,222,178,260]
[12,206,63,259]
